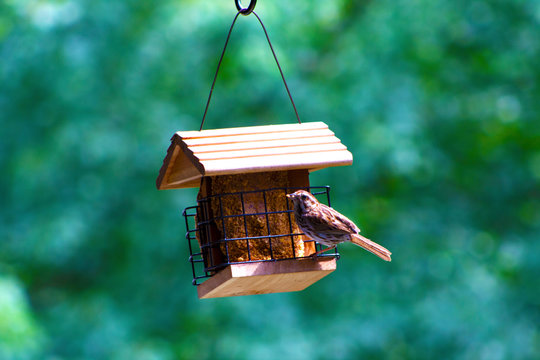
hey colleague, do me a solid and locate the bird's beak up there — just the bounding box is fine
[286,194,292,199]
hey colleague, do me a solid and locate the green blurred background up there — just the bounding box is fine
[1,0,539,359]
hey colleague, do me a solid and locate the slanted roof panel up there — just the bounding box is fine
[188,135,341,154]
[182,128,334,147]
[177,121,329,139]
[194,142,347,162]
[156,122,353,189]
[201,150,353,177]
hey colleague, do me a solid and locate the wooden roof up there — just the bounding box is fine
[156,121,353,189]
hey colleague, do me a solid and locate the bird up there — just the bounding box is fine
[286,190,392,261]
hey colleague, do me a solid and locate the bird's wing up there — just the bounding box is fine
[304,204,360,235]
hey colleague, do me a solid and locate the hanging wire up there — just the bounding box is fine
[199,12,241,131]
[252,11,301,125]
[199,4,301,131]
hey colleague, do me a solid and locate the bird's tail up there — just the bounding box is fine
[351,234,392,262]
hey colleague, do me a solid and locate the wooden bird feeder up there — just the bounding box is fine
[156,121,353,298]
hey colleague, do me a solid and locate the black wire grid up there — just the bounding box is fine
[183,186,340,285]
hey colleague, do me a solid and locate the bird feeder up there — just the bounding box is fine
[156,121,353,298]
[156,1,354,298]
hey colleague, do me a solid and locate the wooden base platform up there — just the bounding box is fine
[197,257,337,299]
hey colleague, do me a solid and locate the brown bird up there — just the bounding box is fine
[287,190,391,261]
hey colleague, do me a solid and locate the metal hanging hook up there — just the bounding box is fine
[235,0,256,16]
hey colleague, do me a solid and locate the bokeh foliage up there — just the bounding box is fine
[1,0,539,359]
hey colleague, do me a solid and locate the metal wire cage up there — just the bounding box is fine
[183,186,339,285]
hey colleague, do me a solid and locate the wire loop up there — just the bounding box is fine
[235,0,256,16]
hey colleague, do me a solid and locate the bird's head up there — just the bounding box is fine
[286,190,319,212]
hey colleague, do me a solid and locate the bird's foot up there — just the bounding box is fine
[310,245,336,260]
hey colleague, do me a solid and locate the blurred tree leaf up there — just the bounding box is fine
[0,0,539,359]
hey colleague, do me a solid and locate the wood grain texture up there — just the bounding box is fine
[187,135,341,154]
[156,122,353,190]
[182,129,334,147]
[197,258,337,299]
[156,140,203,189]
[194,143,347,161]
[201,150,353,176]
[179,121,329,139]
